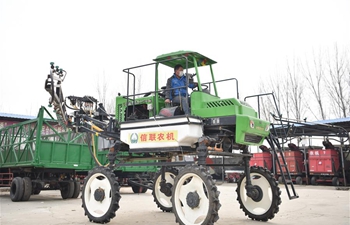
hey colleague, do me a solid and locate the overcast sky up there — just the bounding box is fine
[0,0,349,117]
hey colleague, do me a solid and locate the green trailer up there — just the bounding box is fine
[0,107,158,201]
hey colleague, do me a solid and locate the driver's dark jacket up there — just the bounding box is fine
[165,74,195,100]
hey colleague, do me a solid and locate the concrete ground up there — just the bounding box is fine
[0,183,349,225]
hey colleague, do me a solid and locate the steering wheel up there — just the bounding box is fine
[193,83,209,91]
[143,92,152,97]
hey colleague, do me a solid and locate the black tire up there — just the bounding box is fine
[310,176,317,185]
[22,177,32,201]
[172,165,221,225]
[152,167,178,212]
[332,177,339,186]
[131,185,148,193]
[82,167,121,223]
[236,166,281,221]
[295,176,303,185]
[72,181,81,199]
[32,183,42,195]
[33,188,41,195]
[10,177,24,202]
[60,181,74,199]
[278,176,283,184]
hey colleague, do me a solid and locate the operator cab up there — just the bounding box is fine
[116,51,221,121]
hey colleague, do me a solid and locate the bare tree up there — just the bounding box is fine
[95,71,117,114]
[285,58,306,122]
[258,58,306,122]
[258,73,286,122]
[325,45,350,118]
[300,50,327,120]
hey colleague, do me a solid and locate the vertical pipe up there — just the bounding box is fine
[126,69,130,121]
[209,65,218,97]
[193,57,201,91]
[155,63,159,116]
[35,107,44,164]
[340,138,347,186]
[235,78,239,99]
[257,96,260,118]
[132,73,136,117]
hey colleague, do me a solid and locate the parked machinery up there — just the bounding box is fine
[250,135,350,186]
[39,51,300,224]
[276,143,306,185]
[308,140,350,186]
[0,107,158,201]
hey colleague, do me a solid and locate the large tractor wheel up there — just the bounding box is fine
[236,166,281,221]
[152,167,178,212]
[82,167,121,224]
[22,177,33,201]
[60,181,74,199]
[10,177,24,202]
[172,165,221,225]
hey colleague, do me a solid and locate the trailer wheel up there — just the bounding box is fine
[72,181,81,198]
[310,176,317,185]
[10,177,24,202]
[278,176,283,184]
[152,167,178,212]
[60,181,74,199]
[236,166,281,221]
[33,189,41,195]
[131,185,148,193]
[82,167,121,224]
[32,183,42,195]
[172,165,221,225]
[22,177,33,201]
[295,176,303,185]
[332,177,339,186]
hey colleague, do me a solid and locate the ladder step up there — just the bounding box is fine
[281,179,292,184]
[280,164,287,167]
[289,196,299,200]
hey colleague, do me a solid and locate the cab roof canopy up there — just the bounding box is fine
[154,50,217,69]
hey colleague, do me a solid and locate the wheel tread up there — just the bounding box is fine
[235,166,281,221]
[82,167,121,223]
[22,177,32,201]
[172,165,221,225]
[152,167,178,212]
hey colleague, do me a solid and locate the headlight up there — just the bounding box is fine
[265,124,270,131]
[249,120,255,129]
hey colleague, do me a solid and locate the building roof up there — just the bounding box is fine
[0,112,36,120]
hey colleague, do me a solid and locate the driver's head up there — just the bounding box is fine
[174,64,184,77]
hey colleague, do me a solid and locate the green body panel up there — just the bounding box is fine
[37,140,92,170]
[190,91,269,146]
[235,114,270,145]
[191,92,257,118]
